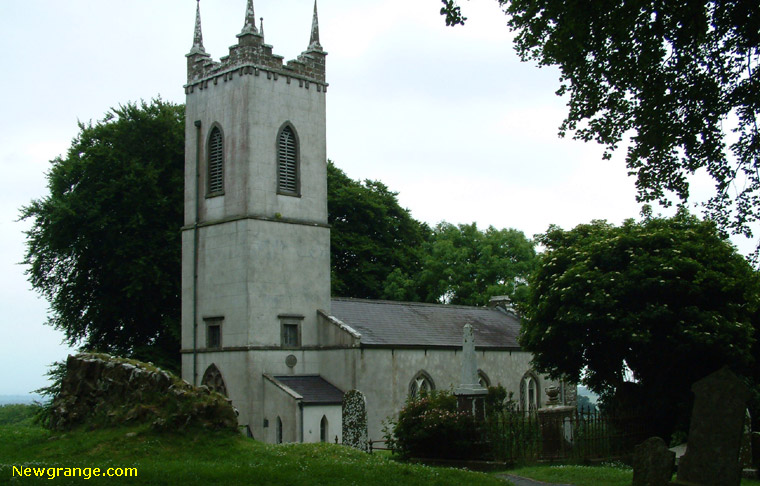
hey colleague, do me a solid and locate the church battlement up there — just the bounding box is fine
[185,0,326,93]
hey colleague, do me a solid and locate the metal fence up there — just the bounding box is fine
[487,410,647,463]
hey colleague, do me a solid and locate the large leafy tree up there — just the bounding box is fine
[385,222,536,306]
[21,100,185,371]
[520,210,760,437]
[326,161,429,299]
[441,0,760,249]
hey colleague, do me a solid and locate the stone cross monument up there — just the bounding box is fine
[454,322,488,420]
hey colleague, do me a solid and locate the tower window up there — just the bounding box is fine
[205,316,223,349]
[277,124,299,195]
[208,126,224,196]
[282,324,300,348]
[279,315,303,348]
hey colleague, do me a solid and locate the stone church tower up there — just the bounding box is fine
[180,1,567,446]
[181,0,330,438]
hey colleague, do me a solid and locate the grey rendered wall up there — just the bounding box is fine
[355,348,557,441]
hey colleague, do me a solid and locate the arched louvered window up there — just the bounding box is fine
[207,126,224,195]
[277,124,299,195]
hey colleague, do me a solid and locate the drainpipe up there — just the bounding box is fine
[192,119,202,385]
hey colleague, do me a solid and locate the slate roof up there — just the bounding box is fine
[330,298,522,349]
[272,375,344,405]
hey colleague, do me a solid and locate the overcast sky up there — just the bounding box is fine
[0,0,752,397]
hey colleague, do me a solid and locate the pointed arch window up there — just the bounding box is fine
[409,370,435,398]
[478,370,491,388]
[320,415,328,443]
[520,372,540,412]
[276,416,283,444]
[207,126,224,196]
[277,124,299,196]
[201,363,228,397]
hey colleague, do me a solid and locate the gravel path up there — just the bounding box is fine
[497,473,574,486]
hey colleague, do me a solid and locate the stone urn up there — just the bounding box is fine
[545,385,561,406]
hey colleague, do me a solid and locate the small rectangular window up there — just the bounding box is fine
[279,315,303,348]
[205,317,223,349]
[283,324,299,347]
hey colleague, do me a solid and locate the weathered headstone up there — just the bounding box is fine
[740,409,753,468]
[454,322,488,420]
[342,389,368,452]
[632,437,675,486]
[677,367,750,486]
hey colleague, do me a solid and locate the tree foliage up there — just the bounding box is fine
[20,100,184,371]
[442,0,760,247]
[326,161,429,299]
[520,210,760,436]
[386,222,536,306]
[22,105,534,371]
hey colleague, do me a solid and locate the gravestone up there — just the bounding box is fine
[342,389,368,452]
[740,409,753,468]
[632,437,675,486]
[677,367,750,486]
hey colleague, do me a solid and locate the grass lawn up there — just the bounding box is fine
[510,463,760,486]
[0,419,508,486]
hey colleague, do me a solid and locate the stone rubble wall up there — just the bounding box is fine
[50,353,237,432]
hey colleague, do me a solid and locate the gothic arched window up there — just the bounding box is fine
[201,363,228,397]
[207,125,224,196]
[277,124,299,195]
[320,415,328,443]
[478,370,491,388]
[409,370,435,398]
[276,416,283,444]
[520,372,540,412]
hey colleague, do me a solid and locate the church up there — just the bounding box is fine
[180,0,573,444]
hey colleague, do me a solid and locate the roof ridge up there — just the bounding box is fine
[331,296,494,311]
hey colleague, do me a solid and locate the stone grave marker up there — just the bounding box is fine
[342,389,368,452]
[740,409,753,468]
[632,437,675,486]
[677,367,750,486]
[454,322,488,420]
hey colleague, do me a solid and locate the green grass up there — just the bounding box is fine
[510,463,760,486]
[508,463,636,486]
[1,419,508,485]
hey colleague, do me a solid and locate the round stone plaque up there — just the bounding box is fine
[285,354,297,368]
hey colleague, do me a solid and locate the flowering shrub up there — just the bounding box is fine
[384,390,485,459]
